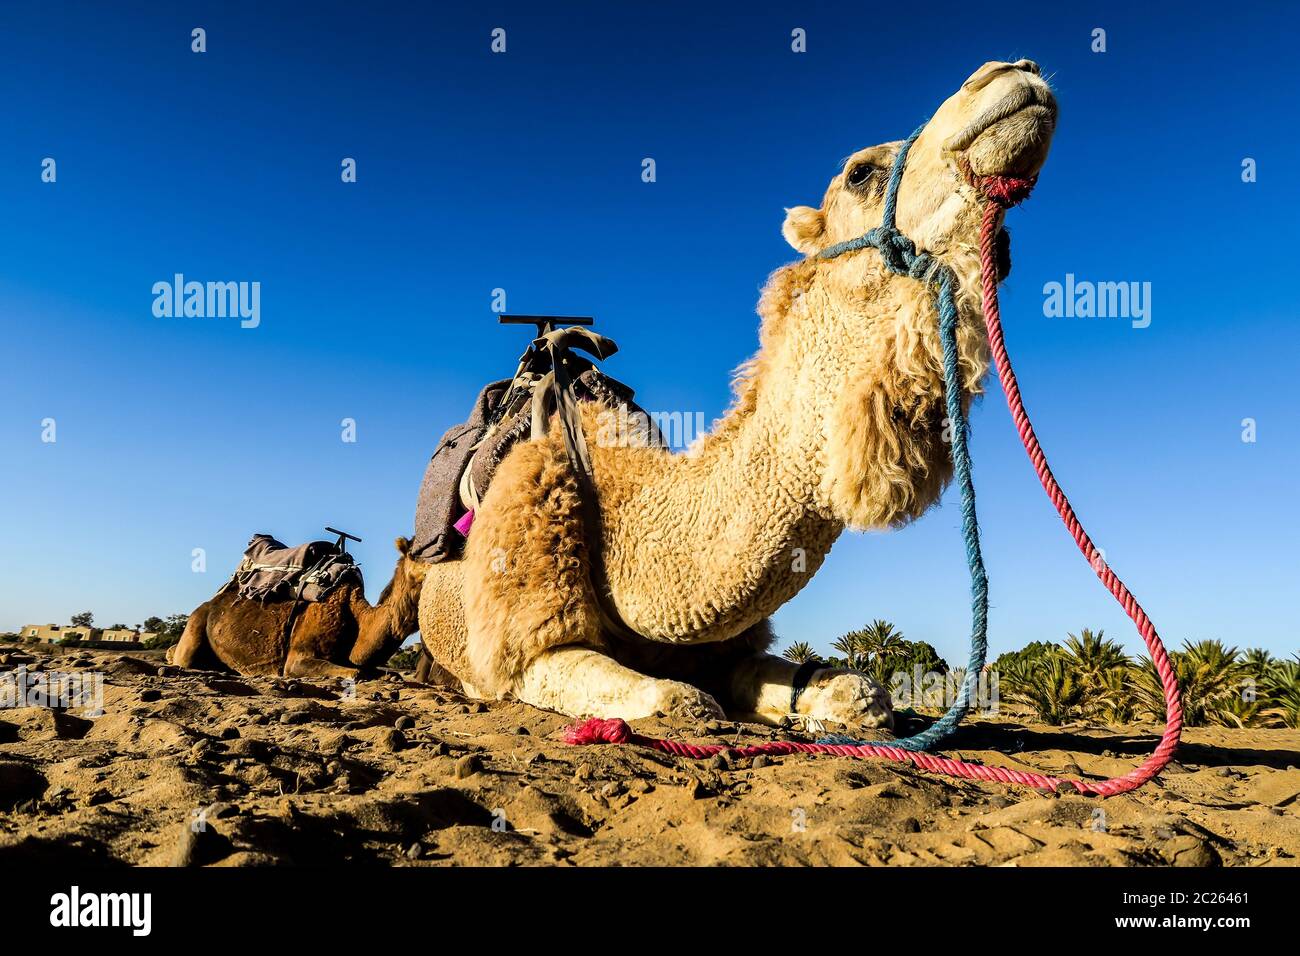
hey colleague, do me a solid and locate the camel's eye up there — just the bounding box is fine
[846,163,875,189]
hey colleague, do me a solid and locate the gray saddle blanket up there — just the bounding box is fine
[409,367,653,564]
[232,534,362,603]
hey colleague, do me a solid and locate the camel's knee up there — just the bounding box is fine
[283,652,358,681]
[170,614,207,669]
[171,644,205,670]
[414,647,465,692]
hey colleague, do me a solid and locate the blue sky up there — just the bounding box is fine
[1,1,1297,664]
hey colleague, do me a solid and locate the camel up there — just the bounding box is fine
[418,60,1057,729]
[171,537,428,679]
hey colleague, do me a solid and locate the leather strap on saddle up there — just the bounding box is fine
[533,327,644,643]
[458,328,620,514]
[434,321,645,642]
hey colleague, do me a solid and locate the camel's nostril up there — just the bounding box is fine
[964,61,1005,92]
[965,59,1043,93]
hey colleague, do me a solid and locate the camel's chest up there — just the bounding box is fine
[603,496,841,645]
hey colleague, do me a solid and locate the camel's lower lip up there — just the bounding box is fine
[946,85,1056,152]
[982,103,1056,139]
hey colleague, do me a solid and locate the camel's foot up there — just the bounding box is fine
[515,645,724,722]
[725,652,894,730]
[654,681,727,723]
[798,669,894,730]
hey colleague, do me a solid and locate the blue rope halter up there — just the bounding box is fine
[814,124,990,752]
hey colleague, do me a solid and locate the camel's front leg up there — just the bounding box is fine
[726,652,893,729]
[283,651,359,682]
[170,603,212,669]
[516,646,725,722]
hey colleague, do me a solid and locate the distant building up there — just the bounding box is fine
[18,623,152,646]
[20,624,68,643]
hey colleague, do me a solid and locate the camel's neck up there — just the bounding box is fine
[351,560,422,664]
[609,248,986,643]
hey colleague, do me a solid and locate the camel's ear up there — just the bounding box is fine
[782,205,825,254]
[395,536,411,556]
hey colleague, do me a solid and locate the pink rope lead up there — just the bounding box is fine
[972,196,1183,795]
[565,192,1183,797]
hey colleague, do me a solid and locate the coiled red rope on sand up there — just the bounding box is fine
[565,185,1183,797]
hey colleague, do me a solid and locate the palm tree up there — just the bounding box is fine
[992,641,1055,696]
[861,620,907,685]
[1261,655,1300,728]
[1130,639,1245,727]
[1188,639,1250,727]
[1243,648,1275,675]
[1213,693,1263,729]
[1058,628,1131,723]
[1061,628,1130,688]
[831,631,868,671]
[781,641,818,664]
[860,619,904,659]
[1093,667,1137,724]
[827,623,953,703]
[996,655,1036,696]
[1002,653,1084,725]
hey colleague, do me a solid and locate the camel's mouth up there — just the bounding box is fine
[946,84,1057,178]
[946,82,1055,151]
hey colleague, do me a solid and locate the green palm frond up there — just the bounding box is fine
[1260,657,1300,728]
[1211,693,1263,729]
[1062,628,1130,685]
[860,619,904,656]
[781,641,818,664]
[1002,653,1084,725]
[1090,667,1137,724]
[1243,647,1275,676]
[831,631,866,670]
[1131,640,1245,727]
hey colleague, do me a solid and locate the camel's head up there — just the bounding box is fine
[391,536,429,594]
[777,62,1056,530]
[782,60,1056,259]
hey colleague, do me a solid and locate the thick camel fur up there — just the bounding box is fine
[419,60,1057,729]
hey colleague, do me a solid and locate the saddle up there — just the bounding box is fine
[230,532,363,604]
[410,316,661,565]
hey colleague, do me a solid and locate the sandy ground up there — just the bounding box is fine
[1,644,1297,866]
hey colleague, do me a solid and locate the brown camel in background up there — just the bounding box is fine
[171,537,428,679]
